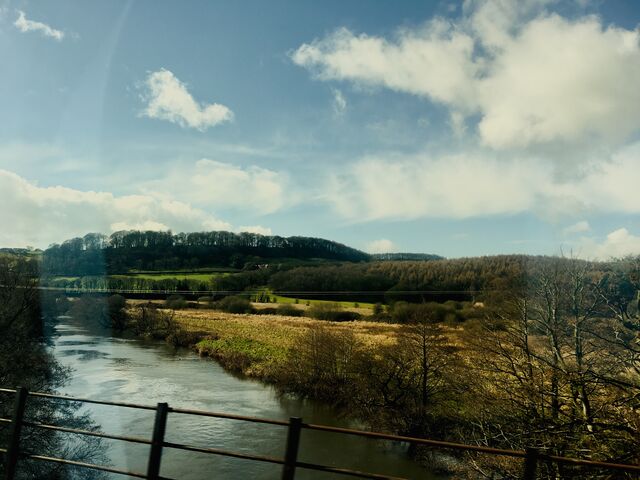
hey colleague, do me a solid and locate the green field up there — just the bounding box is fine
[270,294,375,310]
[110,272,230,281]
[47,271,232,284]
[128,267,239,274]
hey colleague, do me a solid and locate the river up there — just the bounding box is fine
[50,316,441,479]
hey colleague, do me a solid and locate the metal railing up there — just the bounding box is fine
[1,387,639,479]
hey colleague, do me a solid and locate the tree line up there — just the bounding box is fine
[42,252,640,310]
[41,230,371,275]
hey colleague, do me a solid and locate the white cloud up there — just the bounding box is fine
[325,141,640,221]
[141,69,233,130]
[110,220,170,232]
[563,220,590,236]
[292,23,478,110]
[331,88,347,116]
[0,169,233,248]
[328,153,546,220]
[576,228,640,260]
[238,225,273,236]
[477,14,640,149]
[14,10,64,41]
[292,1,640,150]
[366,239,397,253]
[142,159,290,214]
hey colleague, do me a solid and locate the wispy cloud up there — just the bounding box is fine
[14,10,65,41]
[563,220,590,236]
[331,88,347,116]
[141,159,290,214]
[140,69,233,131]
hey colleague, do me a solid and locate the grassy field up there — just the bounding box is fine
[167,309,407,376]
[128,267,239,274]
[110,272,230,281]
[269,294,375,310]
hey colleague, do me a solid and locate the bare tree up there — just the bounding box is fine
[470,257,639,478]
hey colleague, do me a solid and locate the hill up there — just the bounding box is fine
[41,230,372,275]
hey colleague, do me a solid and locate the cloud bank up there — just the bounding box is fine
[292,1,640,150]
[0,168,281,248]
[326,142,640,221]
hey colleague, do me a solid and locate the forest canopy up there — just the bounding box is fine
[41,230,372,275]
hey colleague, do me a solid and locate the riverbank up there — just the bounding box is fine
[135,307,412,376]
[125,304,468,477]
[51,316,441,479]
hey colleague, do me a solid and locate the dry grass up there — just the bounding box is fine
[172,308,404,350]
[171,308,465,354]
[127,304,465,378]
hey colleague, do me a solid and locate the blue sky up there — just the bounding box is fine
[1,0,639,259]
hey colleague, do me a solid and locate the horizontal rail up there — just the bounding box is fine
[21,453,159,479]
[161,440,404,479]
[302,423,527,458]
[28,391,158,411]
[3,386,640,478]
[296,461,406,480]
[544,454,640,473]
[23,421,152,445]
[33,286,479,295]
[1,387,157,411]
[163,440,284,465]
[302,423,640,472]
[168,406,289,426]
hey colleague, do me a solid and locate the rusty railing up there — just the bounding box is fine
[1,387,639,479]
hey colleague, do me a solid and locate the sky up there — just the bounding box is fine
[1,0,639,259]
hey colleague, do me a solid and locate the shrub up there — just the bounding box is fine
[216,295,253,314]
[331,311,361,322]
[165,294,187,310]
[389,301,414,323]
[131,304,181,340]
[197,296,217,309]
[107,294,128,330]
[256,307,278,315]
[390,301,454,324]
[309,303,360,322]
[276,304,304,317]
[372,303,384,315]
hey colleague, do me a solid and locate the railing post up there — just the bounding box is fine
[4,387,28,480]
[281,417,302,480]
[147,402,169,480]
[523,447,539,480]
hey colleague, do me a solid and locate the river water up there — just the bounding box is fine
[50,317,440,479]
